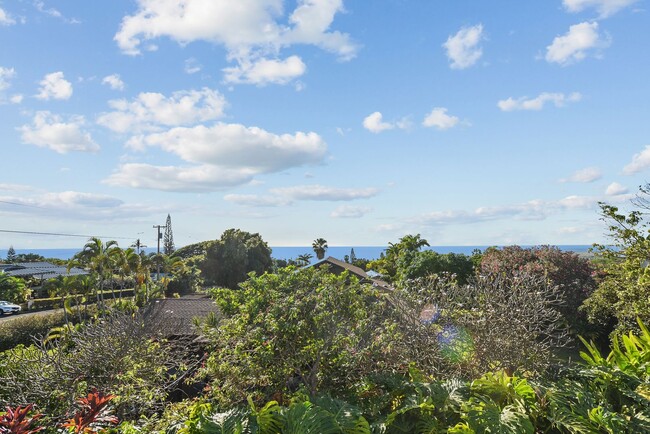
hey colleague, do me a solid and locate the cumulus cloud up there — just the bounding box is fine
[623,145,650,175]
[36,71,73,100]
[559,166,602,183]
[97,88,226,133]
[9,94,23,104]
[223,55,307,85]
[105,163,255,192]
[545,22,610,66]
[114,0,358,84]
[102,74,125,91]
[443,24,484,70]
[225,185,378,207]
[330,205,372,218]
[19,111,99,154]
[605,182,629,196]
[563,0,639,18]
[363,112,394,133]
[498,92,582,111]
[0,7,15,25]
[105,123,328,192]
[422,108,459,130]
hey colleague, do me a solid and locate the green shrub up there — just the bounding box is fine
[0,311,67,351]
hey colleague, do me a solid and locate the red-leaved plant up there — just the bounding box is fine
[0,404,44,434]
[60,390,118,433]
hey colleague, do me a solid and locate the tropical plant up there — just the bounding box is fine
[200,229,272,289]
[0,404,44,433]
[296,253,313,266]
[74,238,121,308]
[0,274,29,304]
[312,238,328,260]
[584,193,650,336]
[204,267,403,406]
[61,390,119,433]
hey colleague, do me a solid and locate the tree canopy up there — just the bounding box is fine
[200,229,272,289]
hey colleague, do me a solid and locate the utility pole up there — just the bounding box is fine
[153,224,166,281]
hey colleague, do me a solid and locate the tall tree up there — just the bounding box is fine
[163,214,175,255]
[201,229,272,289]
[5,246,16,263]
[75,237,120,307]
[312,238,328,260]
[350,248,357,264]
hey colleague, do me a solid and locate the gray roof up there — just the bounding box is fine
[1,262,88,279]
[143,297,221,336]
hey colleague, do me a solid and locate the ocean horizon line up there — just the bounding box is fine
[0,244,594,261]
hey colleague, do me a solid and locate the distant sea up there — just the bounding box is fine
[0,245,593,262]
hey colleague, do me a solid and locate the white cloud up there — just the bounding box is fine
[97,88,226,133]
[623,145,650,174]
[105,123,328,192]
[10,94,23,104]
[363,112,394,133]
[223,55,307,85]
[126,123,326,171]
[0,7,15,25]
[443,24,484,70]
[559,166,602,183]
[498,92,582,111]
[19,111,99,154]
[105,164,255,192]
[36,71,73,100]
[330,205,372,218]
[0,189,166,222]
[114,0,357,84]
[224,185,378,207]
[0,67,16,91]
[102,74,125,91]
[605,182,629,195]
[545,21,610,66]
[184,58,202,74]
[271,185,378,201]
[34,1,80,24]
[422,108,459,130]
[224,194,291,207]
[563,0,639,18]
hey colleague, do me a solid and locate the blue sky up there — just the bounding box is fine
[1,0,649,250]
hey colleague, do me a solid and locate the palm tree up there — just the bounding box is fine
[76,237,120,308]
[296,253,313,266]
[312,238,328,260]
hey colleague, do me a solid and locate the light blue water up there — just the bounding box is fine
[0,245,593,262]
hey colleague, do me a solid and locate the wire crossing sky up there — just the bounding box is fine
[0,0,649,249]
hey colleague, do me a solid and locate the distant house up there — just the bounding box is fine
[305,256,393,290]
[143,294,222,339]
[0,262,88,280]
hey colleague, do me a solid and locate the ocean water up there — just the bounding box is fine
[0,245,593,262]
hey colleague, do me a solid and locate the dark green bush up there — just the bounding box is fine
[0,311,67,351]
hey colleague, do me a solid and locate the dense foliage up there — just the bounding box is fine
[480,245,596,336]
[0,274,29,303]
[135,318,650,433]
[583,193,650,335]
[204,267,404,406]
[200,228,272,289]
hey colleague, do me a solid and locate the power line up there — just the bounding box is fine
[0,229,133,240]
[0,200,42,208]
